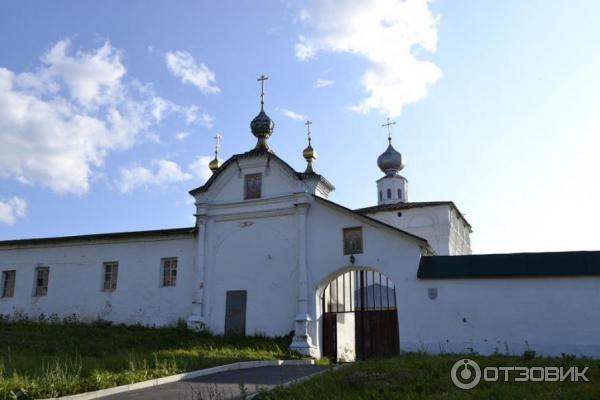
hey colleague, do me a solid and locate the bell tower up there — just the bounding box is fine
[376,118,407,205]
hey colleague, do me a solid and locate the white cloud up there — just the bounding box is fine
[0,39,190,195]
[295,35,316,61]
[189,155,213,183]
[165,50,220,94]
[118,160,192,193]
[313,78,334,88]
[295,0,441,117]
[280,108,307,121]
[184,104,215,127]
[175,131,191,141]
[0,196,27,225]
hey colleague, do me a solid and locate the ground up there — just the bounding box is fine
[260,353,600,399]
[0,321,298,399]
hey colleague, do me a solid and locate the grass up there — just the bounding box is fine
[260,352,600,399]
[0,320,299,400]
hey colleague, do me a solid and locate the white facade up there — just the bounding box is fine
[376,175,408,204]
[1,121,599,360]
[360,204,472,255]
[0,232,195,326]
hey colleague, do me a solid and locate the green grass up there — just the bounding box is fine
[260,353,600,399]
[0,321,299,399]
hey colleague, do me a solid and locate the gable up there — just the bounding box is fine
[313,196,431,252]
[189,149,334,203]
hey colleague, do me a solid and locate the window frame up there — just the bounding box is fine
[343,226,364,255]
[1,270,16,298]
[34,266,49,297]
[161,257,178,287]
[102,261,119,292]
[244,173,262,200]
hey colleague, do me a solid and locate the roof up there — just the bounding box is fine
[0,227,197,247]
[355,201,472,229]
[314,196,430,248]
[189,148,335,196]
[418,251,600,279]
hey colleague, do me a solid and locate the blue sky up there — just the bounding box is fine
[0,0,599,254]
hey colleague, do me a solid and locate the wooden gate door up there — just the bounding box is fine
[322,270,399,361]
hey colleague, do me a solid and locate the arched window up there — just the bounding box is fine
[386,189,391,199]
[397,189,402,199]
[379,191,382,201]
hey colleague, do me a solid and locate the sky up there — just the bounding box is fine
[0,0,599,254]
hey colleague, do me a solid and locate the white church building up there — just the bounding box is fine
[1,81,600,361]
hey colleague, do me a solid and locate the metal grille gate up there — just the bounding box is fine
[321,269,399,361]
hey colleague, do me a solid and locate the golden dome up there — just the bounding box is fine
[303,144,317,161]
[209,157,220,173]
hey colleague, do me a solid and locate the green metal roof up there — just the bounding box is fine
[418,251,600,279]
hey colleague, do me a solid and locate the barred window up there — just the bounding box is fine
[102,262,118,291]
[161,258,177,287]
[34,267,49,297]
[2,270,15,298]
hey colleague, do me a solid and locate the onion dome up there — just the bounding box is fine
[250,110,274,150]
[251,74,274,150]
[303,120,317,173]
[303,143,317,173]
[208,133,222,174]
[377,140,404,176]
[209,157,220,173]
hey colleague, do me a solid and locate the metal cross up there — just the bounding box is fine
[382,117,396,142]
[213,133,222,157]
[257,74,269,110]
[305,120,313,144]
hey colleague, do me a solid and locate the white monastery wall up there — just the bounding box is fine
[401,276,600,357]
[0,235,195,326]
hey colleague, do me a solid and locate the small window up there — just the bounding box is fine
[343,227,364,255]
[386,189,391,199]
[161,257,177,287]
[34,266,49,297]
[379,191,382,201]
[397,189,402,199]
[2,270,16,298]
[102,262,118,291]
[244,173,262,200]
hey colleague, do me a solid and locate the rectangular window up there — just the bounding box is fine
[244,173,262,199]
[34,266,49,297]
[161,257,177,287]
[1,270,16,298]
[102,262,118,291]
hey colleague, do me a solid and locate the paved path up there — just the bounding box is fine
[100,365,327,400]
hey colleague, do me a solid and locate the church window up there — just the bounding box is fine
[343,227,363,255]
[244,173,262,199]
[161,257,177,287]
[1,270,15,298]
[386,189,391,199]
[34,266,49,297]
[102,262,118,291]
[397,189,402,199]
[379,191,382,201]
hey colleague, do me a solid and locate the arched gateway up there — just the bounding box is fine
[321,269,399,362]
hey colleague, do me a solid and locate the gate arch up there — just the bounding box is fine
[321,269,399,362]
